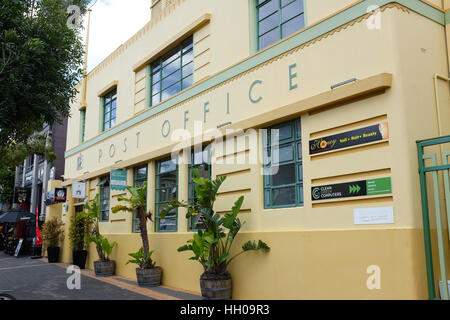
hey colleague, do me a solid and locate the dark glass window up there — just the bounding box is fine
[103,88,117,131]
[263,119,303,208]
[99,176,110,221]
[257,0,305,50]
[188,146,211,231]
[150,36,194,106]
[132,165,148,233]
[80,110,86,143]
[155,158,178,232]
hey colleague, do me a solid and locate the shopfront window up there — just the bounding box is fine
[150,36,193,106]
[188,146,211,231]
[155,158,178,232]
[99,176,110,221]
[257,0,305,50]
[132,165,148,233]
[263,119,303,208]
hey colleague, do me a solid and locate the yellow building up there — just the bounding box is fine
[54,0,450,299]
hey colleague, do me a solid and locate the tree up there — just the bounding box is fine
[0,0,90,148]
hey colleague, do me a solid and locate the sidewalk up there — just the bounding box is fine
[0,253,201,300]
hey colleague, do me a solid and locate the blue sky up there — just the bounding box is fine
[82,0,151,72]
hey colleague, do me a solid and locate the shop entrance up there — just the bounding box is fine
[417,136,450,300]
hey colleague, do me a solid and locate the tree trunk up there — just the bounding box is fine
[137,207,152,268]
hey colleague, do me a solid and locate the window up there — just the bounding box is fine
[150,36,194,106]
[102,88,117,131]
[257,0,305,50]
[155,158,178,232]
[132,165,148,233]
[188,146,211,231]
[99,175,110,221]
[80,110,86,143]
[263,119,303,208]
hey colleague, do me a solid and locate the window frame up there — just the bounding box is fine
[188,146,211,232]
[256,0,306,51]
[132,165,148,233]
[80,109,86,143]
[149,36,194,107]
[263,119,303,209]
[155,157,178,232]
[102,88,117,132]
[99,175,110,222]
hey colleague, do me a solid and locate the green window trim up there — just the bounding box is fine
[99,175,110,222]
[155,157,178,232]
[132,165,148,233]
[80,110,86,143]
[263,119,303,209]
[188,146,211,232]
[101,88,117,132]
[256,0,306,51]
[149,36,194,107]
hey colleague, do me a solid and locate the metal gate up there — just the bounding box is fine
[417,135,450,300]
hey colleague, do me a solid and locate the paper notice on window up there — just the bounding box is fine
[353,207,394,225]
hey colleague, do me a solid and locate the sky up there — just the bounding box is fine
[81,0,151,73]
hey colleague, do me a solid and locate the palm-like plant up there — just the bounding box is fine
[161,169,270,277]
[111,182,154,269]
[84,194,117,262]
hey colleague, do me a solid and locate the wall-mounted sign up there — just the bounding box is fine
[45,188,66,205]
[110,170,127,191]
[354,207,394,225]
[311,177,392,201]
[72,181,86,199]
[14,187,30,204]
[309,122,389,155]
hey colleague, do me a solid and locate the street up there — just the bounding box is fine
[0,254,200,300]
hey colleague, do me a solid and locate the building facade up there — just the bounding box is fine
[59,0,450,299]
[14,120,68,221]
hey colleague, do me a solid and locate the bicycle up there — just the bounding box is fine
[0,290,15,300]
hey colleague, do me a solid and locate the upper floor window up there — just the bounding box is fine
[80,110,86,143]
[257,0,305,50]
[263,119,303,208]
[102,88,117,131]
[150,36,194,106]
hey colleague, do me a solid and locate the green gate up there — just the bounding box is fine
[417,135,450,300]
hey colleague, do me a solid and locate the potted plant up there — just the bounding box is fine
[84,194,118,276]
[41,217,64,263]
[161,169,270,300]
[111,182,161,287]
[68,209,92,269]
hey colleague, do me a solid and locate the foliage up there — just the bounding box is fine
[126,247,155,269]
[68,208,92,251]
[83,194,117,261]
[161,169,270,277]
[112,182,155,269]
[41,217,65,247]
[0,0,90,148]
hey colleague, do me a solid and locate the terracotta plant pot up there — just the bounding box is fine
[200,272,232,300]
[94,260,115,277]
[135,267,162,287]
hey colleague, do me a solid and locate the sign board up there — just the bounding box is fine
[309,122,389,155]
[110,170,127,191]
[354,207,394,225]
[72,181,86,199]
[14,239,23,257]
[14,187,30,204]
[311,177,392,201]
[46,188,67,205]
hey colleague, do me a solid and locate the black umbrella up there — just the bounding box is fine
[0,208,35,223]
